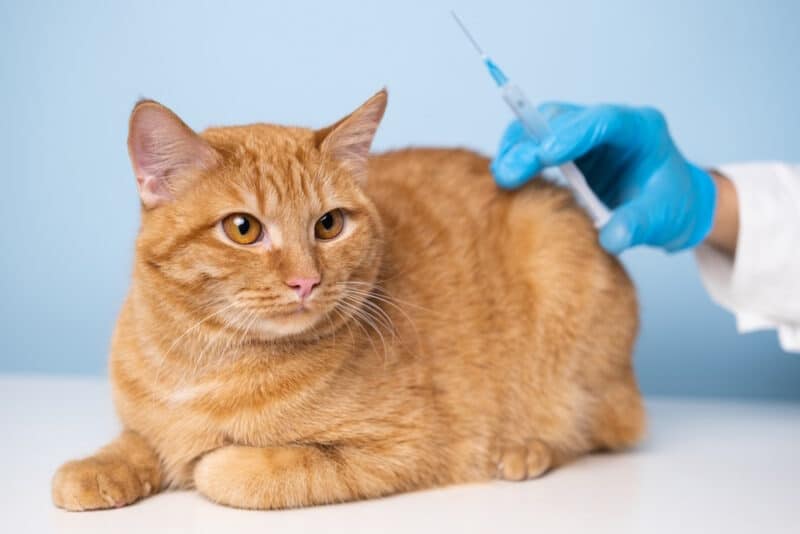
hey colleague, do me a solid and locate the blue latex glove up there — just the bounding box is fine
[490,103,717,254]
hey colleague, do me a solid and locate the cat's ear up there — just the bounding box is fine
[316,88,388,184]
[127,100,219,208]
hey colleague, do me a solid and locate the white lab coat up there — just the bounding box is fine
[695,162,800,352]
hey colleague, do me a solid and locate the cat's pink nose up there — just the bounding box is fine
[286,276,320,300]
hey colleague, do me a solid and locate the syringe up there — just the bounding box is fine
[451,12,611,228]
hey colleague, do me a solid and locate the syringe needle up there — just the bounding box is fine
[450,12,612,227]
[450,11,485,58]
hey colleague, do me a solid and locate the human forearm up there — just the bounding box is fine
[705,171,739,256]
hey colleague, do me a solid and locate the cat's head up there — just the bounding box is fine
[128,90,387,342]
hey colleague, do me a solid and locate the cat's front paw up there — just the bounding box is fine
[52,457,155,511]
[193,445,262,509]
[194,445,321,509]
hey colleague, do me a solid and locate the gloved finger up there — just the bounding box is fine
[490,138,542,189]
[496,104,584,160]
[495,120,530,159]
[537,105,627,168]
[598,198,656,254]
[538,102,585,134]
[492,103,595,188]
[537,101,584,121]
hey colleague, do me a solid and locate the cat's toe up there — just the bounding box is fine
[497,445,529,481]
[524,439,552,479]
[495,439,553,481]
[52,457,145,511]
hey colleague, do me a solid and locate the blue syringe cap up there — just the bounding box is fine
[483,57,508,86]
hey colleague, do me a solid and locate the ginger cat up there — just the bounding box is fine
[52,89,644,511]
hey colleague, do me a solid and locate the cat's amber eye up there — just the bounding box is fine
[314,209,345,240]
[222,213,262,245]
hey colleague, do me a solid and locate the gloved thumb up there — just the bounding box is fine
[598,201,654,254]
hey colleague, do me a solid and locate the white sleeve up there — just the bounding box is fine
[694,162,800,352]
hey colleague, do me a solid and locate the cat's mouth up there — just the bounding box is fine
[229,288,343,340]
[236,300,328,339]
[271,304,313,317]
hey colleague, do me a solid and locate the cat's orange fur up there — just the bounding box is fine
[52,89,644,511]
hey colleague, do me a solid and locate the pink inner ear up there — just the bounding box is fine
[128,103,218,208]
[321,90,387,184]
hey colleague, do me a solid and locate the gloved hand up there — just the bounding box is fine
[490,103,717,254]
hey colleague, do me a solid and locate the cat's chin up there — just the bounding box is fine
[246,309,323,340]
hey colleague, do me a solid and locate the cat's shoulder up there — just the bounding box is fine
[369,147,490,175]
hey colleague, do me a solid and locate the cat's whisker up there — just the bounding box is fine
[235,290,280,301]
[353,298,399,352]
[337,283,428,362]
[199,308,242,360]
[237,309,261,347]
[162,301,241,361]
[336,297,391,366]
[339,286,415,326]
[218,308,254,362]
[339,292,396,336]
[181,309,238,384]
[150,301,229,401]
[218,307,259,364]
[332,307,356,349]
[336,284,407,353]
[337,280,441,316]
[336,284,424,342]
[195,310,242,374]
[176,304,257,385]
[334,299,385,364]
[324,308,337,347]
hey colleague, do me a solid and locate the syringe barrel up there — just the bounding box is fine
[558,162,612,227]
[499,83,611,228]
[500,83,551,142]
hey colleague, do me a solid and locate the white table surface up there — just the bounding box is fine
[2,375,798,534]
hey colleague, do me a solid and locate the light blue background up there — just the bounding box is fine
[1,0,798,398]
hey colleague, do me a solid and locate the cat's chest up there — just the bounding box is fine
[158,372,348,447]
